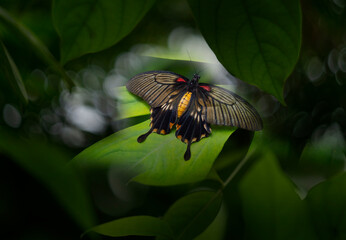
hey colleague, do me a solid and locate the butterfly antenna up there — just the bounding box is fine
[186,50,198,75]
[197,68,204,76]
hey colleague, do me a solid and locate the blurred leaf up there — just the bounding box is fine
[53,0,156,64]
[86,216,173,239]
[194,202,227,240]
[159,191,222,240]
[73,120,235,186]
[305,172,346,240]
[0,40,28,104]
[115,86,150,120]
[0,6,74,88]
[239,151,316,240]
[299,123,345,177]
[187,0,302,104]
[0,127,96,229]
[214,128,254,171]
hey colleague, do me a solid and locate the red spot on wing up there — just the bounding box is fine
[176,77,187,83]
[200,85,211,91]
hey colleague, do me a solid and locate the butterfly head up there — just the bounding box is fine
[190,73,200,86]
[187,73,200,90]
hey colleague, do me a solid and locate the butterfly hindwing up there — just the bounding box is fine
[137,90,186,143]
[175,93,211,160]
[150,103,177,135]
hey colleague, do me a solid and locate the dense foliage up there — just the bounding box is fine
[0,0,345,239]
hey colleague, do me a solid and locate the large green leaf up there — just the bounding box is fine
[0,40,28,104]
[188,0,302,104]
[0,127,96,229]
[160,191,223,240]
[239,151,316,240]
[305,173,346,240]
[53,0,156,64]
[86,216,173,239]
[115,86,150,120]
[73,120,235,186]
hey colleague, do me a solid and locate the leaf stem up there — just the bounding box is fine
[0,6,75,88]
[222,149,253,188]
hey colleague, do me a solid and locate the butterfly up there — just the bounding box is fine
[126,71,262,160]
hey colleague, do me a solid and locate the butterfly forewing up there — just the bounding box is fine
[126,71,188,107]
[199,85,263,131]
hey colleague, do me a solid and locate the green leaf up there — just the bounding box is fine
[115,86,150,120]
[86,216,173,239]
[194,203,227,240]
[0,127,96,229]
[239,151,316,240]
[188,0,302,104]
[53,0,156,64]
[305,173,346,240]
[73,120,235,186]
[160,191,222,240]
[0,40,28,104]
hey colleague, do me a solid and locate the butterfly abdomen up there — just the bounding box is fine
[177,91,192,118]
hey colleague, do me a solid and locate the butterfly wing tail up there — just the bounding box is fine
[137,106,177,142]
[176,108,210,160]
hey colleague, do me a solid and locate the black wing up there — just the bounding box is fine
[198,84,263,131]
[126,71,189,107]
[175,92,212,160]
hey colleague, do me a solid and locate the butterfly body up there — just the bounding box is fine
[127,71,262,160]
[177,91,192,118]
